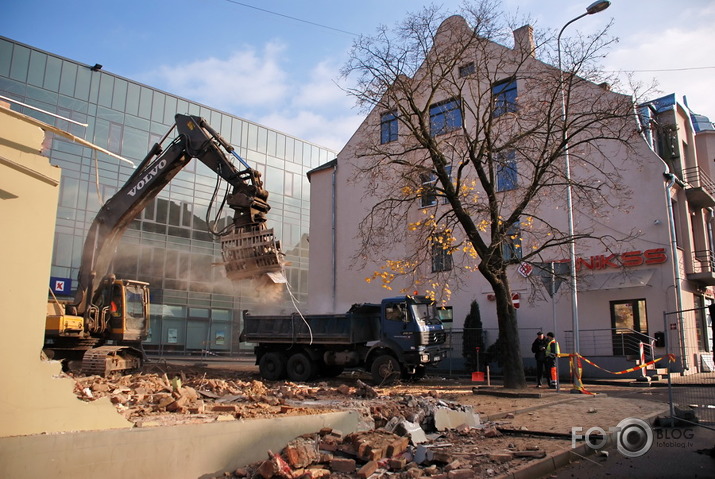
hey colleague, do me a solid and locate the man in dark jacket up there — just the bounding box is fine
[531,331,549,388]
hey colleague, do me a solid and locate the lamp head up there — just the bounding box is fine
[586,0,611,14]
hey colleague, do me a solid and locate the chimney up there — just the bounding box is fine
[513,25,535,58]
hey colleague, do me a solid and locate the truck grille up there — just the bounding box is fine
[420,330,446,345]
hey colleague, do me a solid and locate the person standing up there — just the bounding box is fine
[531,331,549,388]
[545,332,560,389]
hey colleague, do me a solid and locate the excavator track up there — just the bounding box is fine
[81,346,143,376]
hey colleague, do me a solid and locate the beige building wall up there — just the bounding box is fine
[307,17,710,372]
[0,105,132,438]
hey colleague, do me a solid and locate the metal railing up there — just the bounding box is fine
[562,328,656,358]
[682,166,715,200]
[690,249,715,274]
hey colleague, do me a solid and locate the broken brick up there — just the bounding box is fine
[357,460,379,479]
[447,469,476,479]
[388,457,407,471]
[283,437,319,468]
[330,457,356,473]
[386,436,409,457]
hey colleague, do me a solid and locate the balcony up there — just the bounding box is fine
[682,166,715,208]
[687,249,715,285]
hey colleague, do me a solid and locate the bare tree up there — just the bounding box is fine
[340,1,644,388]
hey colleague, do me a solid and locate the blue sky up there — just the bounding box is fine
[2,0,713,152]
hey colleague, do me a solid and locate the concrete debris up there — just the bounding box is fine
[225,423,549,479]
[66,366,559,478]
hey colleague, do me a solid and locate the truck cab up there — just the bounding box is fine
[370,296,448,381]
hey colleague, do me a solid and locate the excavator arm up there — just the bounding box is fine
[72,114,283,314]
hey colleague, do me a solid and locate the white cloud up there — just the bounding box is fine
[258,109,363,153]
[607,24,715,116]
[142,41,290,109]
[293,60,353,110]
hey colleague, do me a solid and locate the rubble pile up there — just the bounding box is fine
[68,365,567,477]
[224,419,549,479]
[71,370,344,425]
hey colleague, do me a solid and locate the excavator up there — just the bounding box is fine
[44,114,285,376]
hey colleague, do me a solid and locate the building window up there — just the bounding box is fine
[501,222,522,262]
[430,98,462,136]
[610,299,648,356]
[420,173,437,207]
[431,233,453,273]
[492,78,517,117]
[459,62,475,78]
[380,111,398,144]
[496,150,517,192]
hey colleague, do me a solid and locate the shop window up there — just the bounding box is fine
[610,299,648,356]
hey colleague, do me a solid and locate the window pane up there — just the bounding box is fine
[27,50,46,87]
[381,112,398,143]
[430,98,462,136]
[496,150,517,192]
[492,78,517,117]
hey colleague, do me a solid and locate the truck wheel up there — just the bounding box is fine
[371,355,401,385]
[287,352,316,382]
[259,352,287,380]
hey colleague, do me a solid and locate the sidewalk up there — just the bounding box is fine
[472,382,713,479]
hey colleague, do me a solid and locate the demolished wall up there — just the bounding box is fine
[0,105,132,437]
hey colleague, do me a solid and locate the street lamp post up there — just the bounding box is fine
[556,1,611,364]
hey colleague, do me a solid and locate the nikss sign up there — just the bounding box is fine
[569,248,667,271]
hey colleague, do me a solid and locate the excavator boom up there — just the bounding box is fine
[46,114,284,375]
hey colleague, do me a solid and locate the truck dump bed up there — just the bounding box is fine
[242,305,380,345]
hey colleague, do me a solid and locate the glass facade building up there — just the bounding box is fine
[0,36,335,355]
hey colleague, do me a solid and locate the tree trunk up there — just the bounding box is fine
[481,265,527,389]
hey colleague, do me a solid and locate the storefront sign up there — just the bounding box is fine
[556,248,667,271]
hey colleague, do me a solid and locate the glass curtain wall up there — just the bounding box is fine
[0,36,335,355]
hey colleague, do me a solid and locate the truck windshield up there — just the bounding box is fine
[409,302,443,326]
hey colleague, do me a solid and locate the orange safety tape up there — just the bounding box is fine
[560,353,675,376]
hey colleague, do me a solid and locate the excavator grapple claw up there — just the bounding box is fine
[220,225,285,282]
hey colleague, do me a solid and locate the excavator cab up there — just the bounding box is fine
[101,279,150,343]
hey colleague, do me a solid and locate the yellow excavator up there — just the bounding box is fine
[44,114,284,375]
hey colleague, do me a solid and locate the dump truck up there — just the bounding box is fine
[241,295,449,384]
[45,114,284,375]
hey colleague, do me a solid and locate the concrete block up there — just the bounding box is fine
[395,420,427,444]
[434,407,480,431]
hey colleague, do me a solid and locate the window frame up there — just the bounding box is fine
[430,98,462,136]
[501,221,522,262]
[431,233,453,273]
[492,78,517,117]
[458,62,475,78]
[496,150,518,192]
[420,172,437,208]
[380,111,398,144]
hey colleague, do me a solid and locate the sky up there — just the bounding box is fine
[2,0,713,153]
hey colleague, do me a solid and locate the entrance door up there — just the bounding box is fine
[610,299,648,356]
